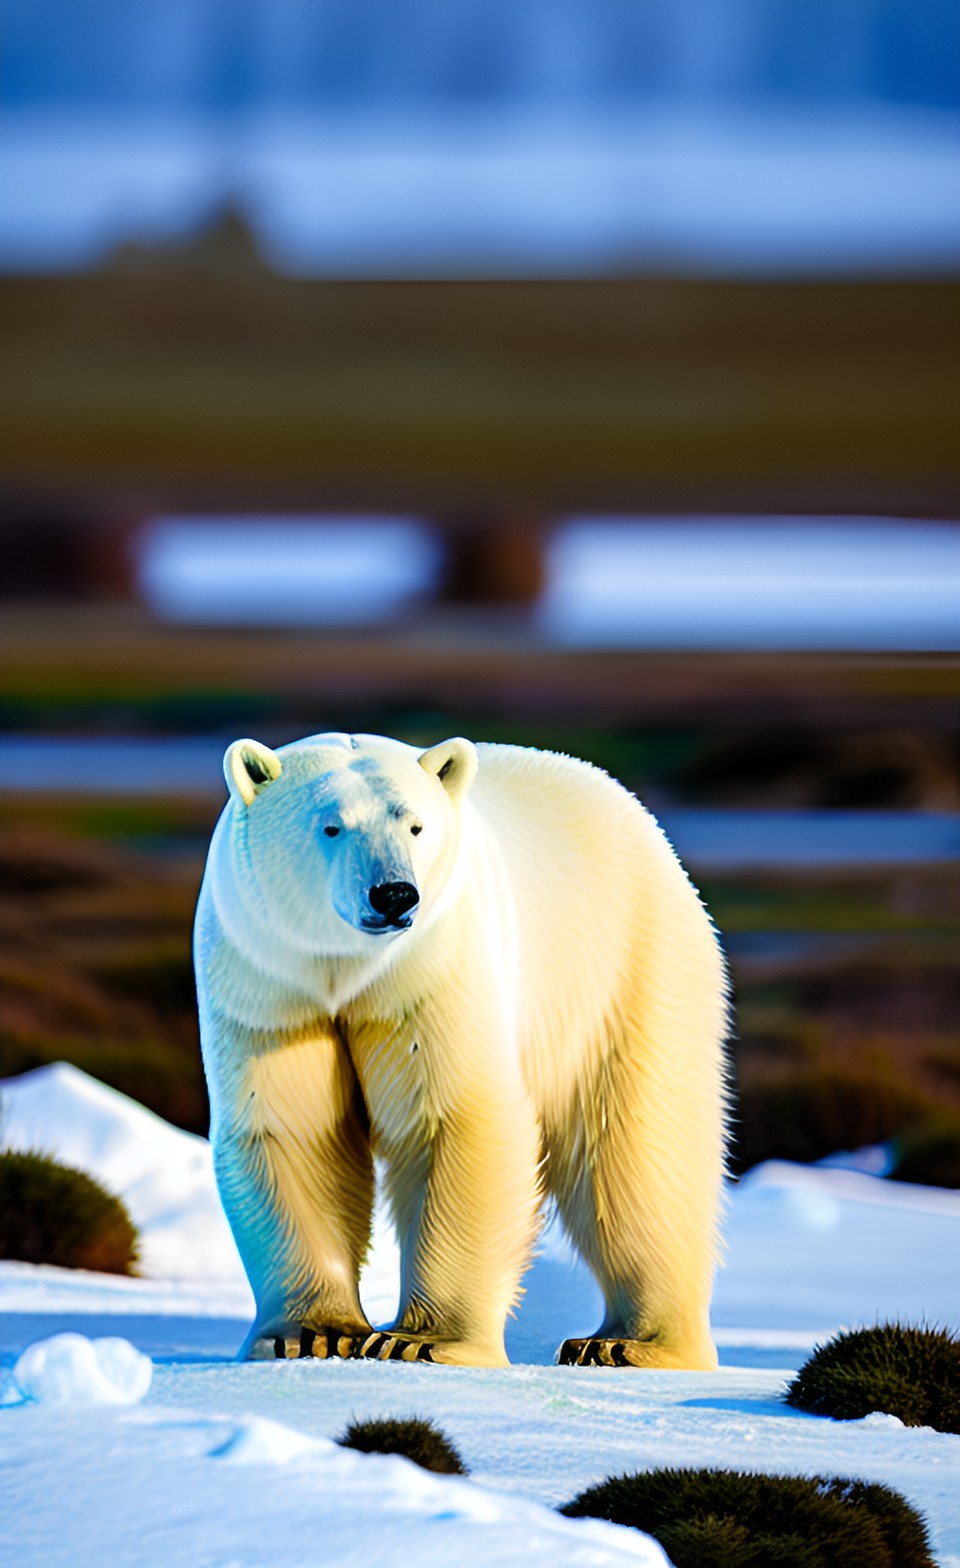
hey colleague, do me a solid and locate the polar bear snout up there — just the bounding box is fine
[366,880,420,929]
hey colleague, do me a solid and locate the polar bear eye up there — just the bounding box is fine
[324,824,341,838]
[410,822,423,836]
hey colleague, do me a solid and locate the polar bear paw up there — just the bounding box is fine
[558,1335,716,1369]
[558,1336,656,1367]
[284,1329,438,1363]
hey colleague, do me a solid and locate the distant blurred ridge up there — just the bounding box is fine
[2,2,960,277]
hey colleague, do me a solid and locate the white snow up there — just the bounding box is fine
[12,1333,152,1407]
[1,1062,959,1567]
[209,1412,335,1464]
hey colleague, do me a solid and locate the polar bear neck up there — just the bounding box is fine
[199,875,441,1027]
[308,949,406,1015]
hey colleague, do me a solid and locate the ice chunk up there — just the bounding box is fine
[13,1333,152,1406]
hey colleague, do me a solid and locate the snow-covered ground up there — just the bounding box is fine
[1,1064,958,1566]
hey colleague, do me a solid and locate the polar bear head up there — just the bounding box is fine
[221,732,477,958]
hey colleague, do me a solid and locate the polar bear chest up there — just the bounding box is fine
[341,1013,434,1159]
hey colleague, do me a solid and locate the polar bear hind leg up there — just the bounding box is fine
[549,1046,722,1370]
[548,924,727,1372]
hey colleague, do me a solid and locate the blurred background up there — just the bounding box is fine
[1,0,959,1185]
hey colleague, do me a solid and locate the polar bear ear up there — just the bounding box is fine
[224,738,283,806]
[418,737,478,801]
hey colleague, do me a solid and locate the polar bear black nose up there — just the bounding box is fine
[369,881,420,923]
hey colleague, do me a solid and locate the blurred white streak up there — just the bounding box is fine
[137,515,960,648]
[539,519,960,650]
[137,517,441,624]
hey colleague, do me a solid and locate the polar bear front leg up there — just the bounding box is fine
[208,1023,376,1359]
[389,1080,542,1367]
[321,992,542,1368]
[305,1073,540,1367]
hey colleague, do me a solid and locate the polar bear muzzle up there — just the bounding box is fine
[366,880,419,929]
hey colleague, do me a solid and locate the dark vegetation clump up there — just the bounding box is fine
[337,1416,468,1475]
[560,1467,934,1568]
[727,952,960,1183]
[733,1058,934,1172]
[0,821,209,1135]
[0,1148,139,1274]
[786,1323,960,1434]
[889,1119,960,1189]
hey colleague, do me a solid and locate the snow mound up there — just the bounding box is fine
[1,1063,241,1282]
[205,1415,670,1563]
[715,1159,960,1342]
[0,1063,399,1318]
[211,1415,336,1465]
[737,1157,960,1217]
[13,1333,152,1406]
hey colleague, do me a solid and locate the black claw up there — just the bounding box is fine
[610,1341,629,1366]
[581,1340,604,1366]
[416,1342,434,1362]
[557,1340,577,1365]
[299,1328,316,1358]
[388,1338,411,1361]
[273,1337,287,1360]
[362,1333,388,1360]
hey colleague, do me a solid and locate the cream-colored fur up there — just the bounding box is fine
[195,733,728,1369]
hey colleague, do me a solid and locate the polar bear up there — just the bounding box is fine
[194,732,728,1370]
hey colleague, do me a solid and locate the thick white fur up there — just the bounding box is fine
[195,733,728,1369]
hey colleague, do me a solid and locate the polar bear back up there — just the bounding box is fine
[467,743,726,1107]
